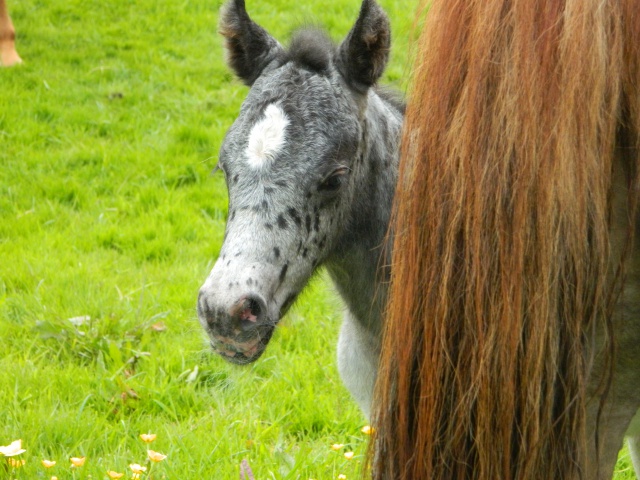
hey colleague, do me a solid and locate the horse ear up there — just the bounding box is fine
[219,0,284,86]
[336,0,390,93]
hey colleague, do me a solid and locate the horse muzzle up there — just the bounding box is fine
[197,289,277,364]
[208,329,274,365]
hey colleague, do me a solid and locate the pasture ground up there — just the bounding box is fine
[0,0,636,478]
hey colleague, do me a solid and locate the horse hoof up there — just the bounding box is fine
[0,51,22,67]
[1,48,22,67]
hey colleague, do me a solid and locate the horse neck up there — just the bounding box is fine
[325,91,403,336]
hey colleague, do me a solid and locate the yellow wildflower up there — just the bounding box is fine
[129,463,147,474]
[147,449,167,462]
[344,451,355,460]
[139,433,157,443]
[0,439,26,457]
[42,459,56,468]
[361,425,374,435]
[338,475,347,480]
[330,443,344,451]
[70,456,85,467]
[51,477,59,480]
[7,457,26,468]
[107,471,124,479]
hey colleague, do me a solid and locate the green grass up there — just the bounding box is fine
[0,0,636,479]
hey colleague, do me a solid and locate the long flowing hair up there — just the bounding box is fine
[371,0,640,478]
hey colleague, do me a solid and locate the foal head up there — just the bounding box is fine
[197,0,391,364]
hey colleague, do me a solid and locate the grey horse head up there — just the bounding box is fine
[198,0,392,364]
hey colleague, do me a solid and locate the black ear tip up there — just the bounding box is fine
[360,0,384,19]
[219,0,250,35]
[233,0,248,15]
[220,0,248,22]
[361,0,375,13]
[356,0,390,37]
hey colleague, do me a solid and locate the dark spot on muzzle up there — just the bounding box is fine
[279,263,289,284]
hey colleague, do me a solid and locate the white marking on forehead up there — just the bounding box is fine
[246,104,290,168]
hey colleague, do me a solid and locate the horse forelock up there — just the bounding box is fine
[372,0,640,479]
[286,28,335,74]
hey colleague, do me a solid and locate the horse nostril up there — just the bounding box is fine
[233,295,266,331]
[245,298,262,319]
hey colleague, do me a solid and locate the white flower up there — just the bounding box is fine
[0,439,26,457]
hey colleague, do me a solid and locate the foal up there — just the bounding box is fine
[198,0,402,419]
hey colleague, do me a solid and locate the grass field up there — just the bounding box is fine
[0,0,636,479]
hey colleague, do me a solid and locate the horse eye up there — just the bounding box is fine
[320,175,343,191]
[319,168,349,193]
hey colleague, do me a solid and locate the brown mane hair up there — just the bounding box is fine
[371,0,640,478]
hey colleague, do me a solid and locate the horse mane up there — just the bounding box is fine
[371,0,640,478]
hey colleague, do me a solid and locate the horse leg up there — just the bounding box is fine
[585,310,640,480]
[585,396,639,479]
[628,435,640,478]
[625,409,640,478]
[0,0,22,66]
[337,312,379,419]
